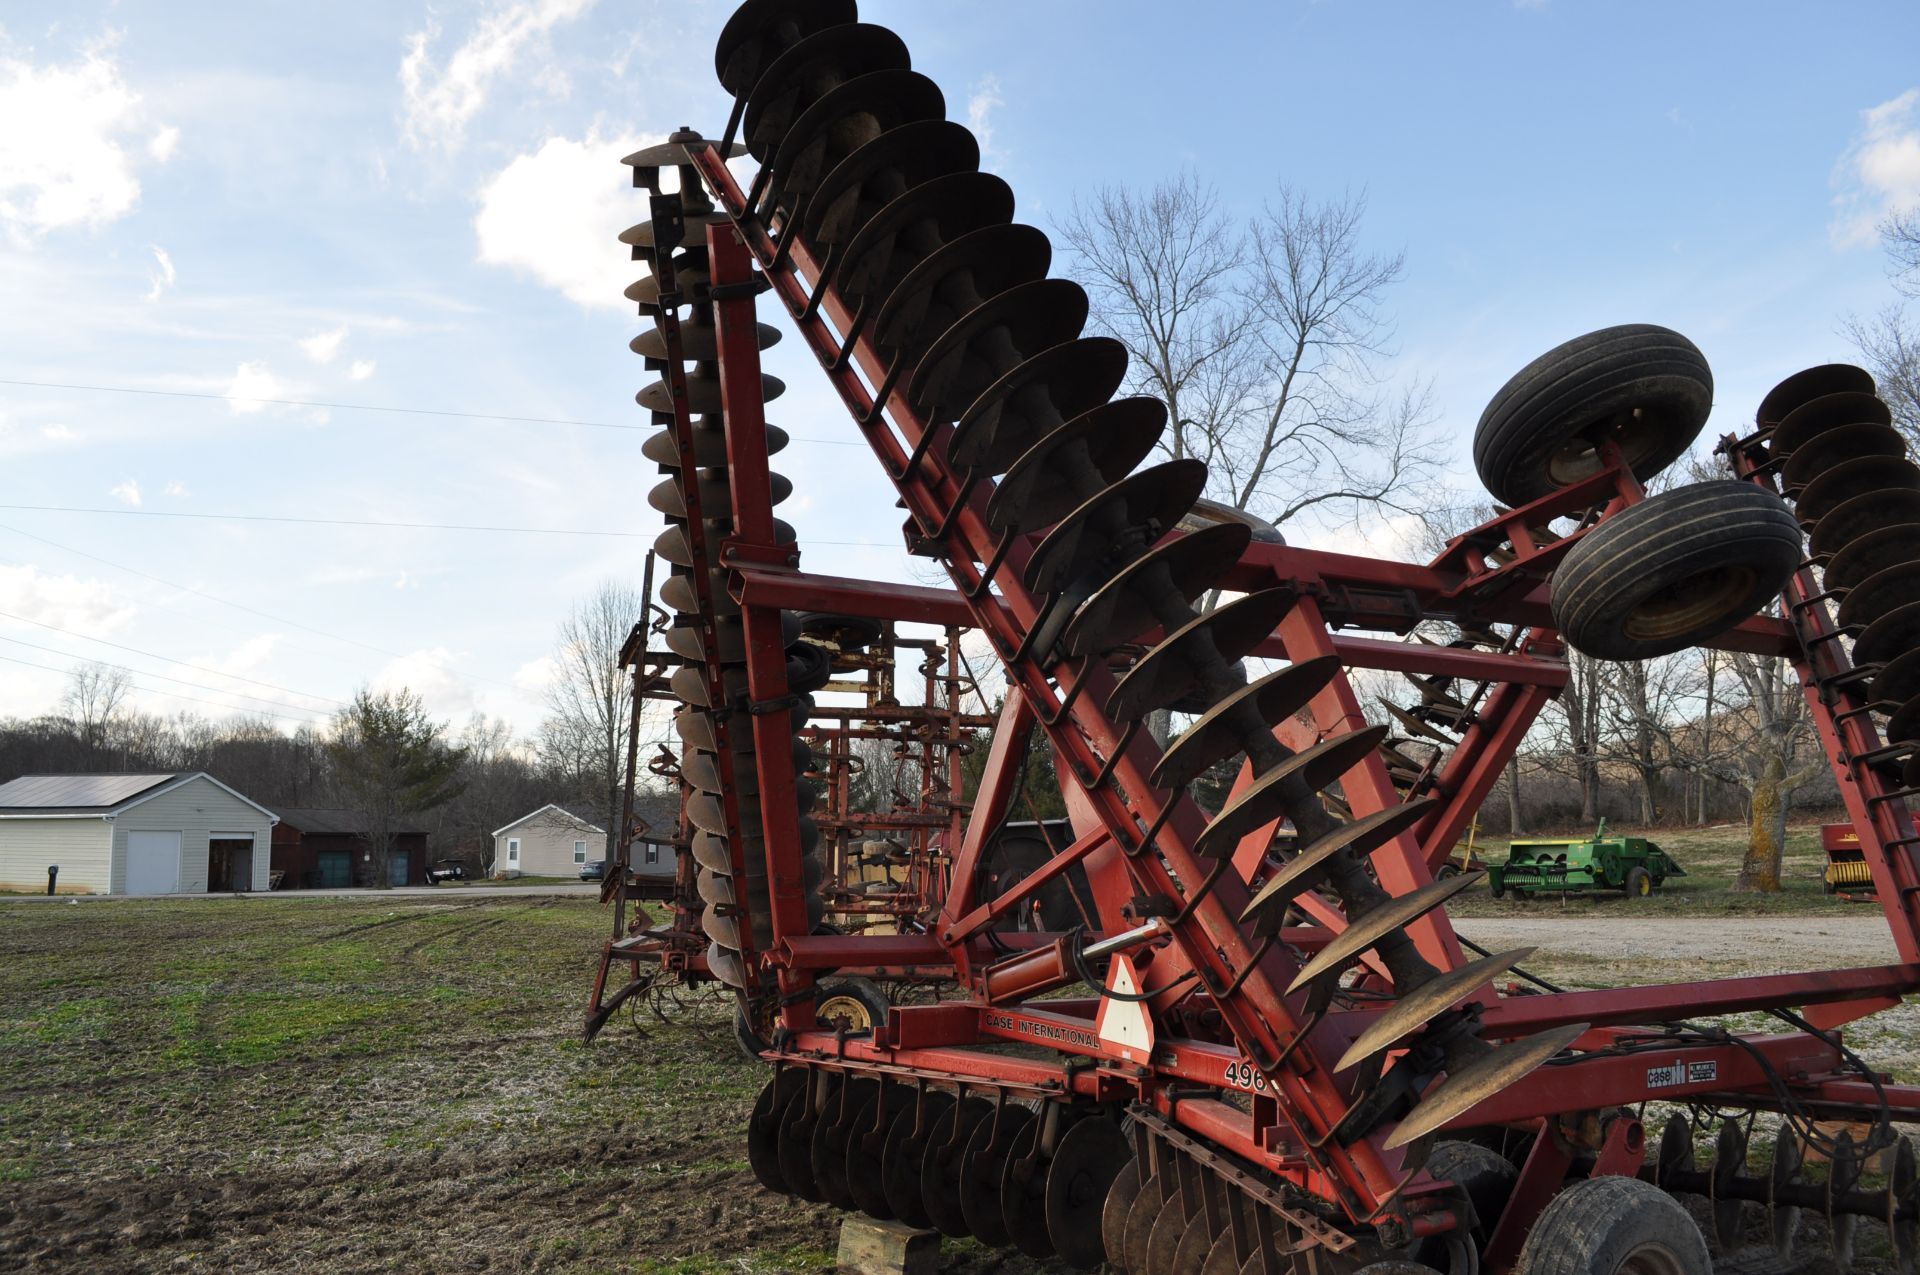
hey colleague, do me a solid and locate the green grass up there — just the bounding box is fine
[0,894,840,1272]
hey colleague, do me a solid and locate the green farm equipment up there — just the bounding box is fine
[1487,820,1685,899]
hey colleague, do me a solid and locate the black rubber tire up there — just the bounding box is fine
[1427,1140,1518,1247]
[1516,1175,1710,1275]
[814,977,890,1034]
[1549,482,1803,660]
[1624,867,1652,899]
[1475,324,1713,508]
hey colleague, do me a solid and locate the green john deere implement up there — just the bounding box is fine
[1487,819,1685,899]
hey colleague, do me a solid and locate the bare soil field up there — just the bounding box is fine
[2,859,1914,1273]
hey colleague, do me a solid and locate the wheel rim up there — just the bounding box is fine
[1546,407,1667,487]
[1617,1240,1690,1275]
[1622,565,1758,643]
[818,992,876,1031]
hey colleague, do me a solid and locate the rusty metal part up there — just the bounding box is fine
[1382,699,1456,744]
[642,419,790,467]
[637,370,786,414]
[871,223,1053,360]
[740,24,911,159]
[1151,656,1344,791]
[1769,1120,1802,1257]
[801,118,983,250]
[1382,1021,1591,1150]
[714,0,855,97]
[906,279,1091,425]
[1241,799,1441,935]
[834,170,1013,311]
[1770,387,1892,454]
[1826,521,1920,595]
[1046,1117,1129,1269]
[1810,489,1920,559]
[1023,460,1210,596]
[1287,871,1482,993]
[1780,420,1908,494]
[986,398,1168,534]
[1105,588,1299,722]
[1855,601,1920,669]
[630,318,782,360]
[1101,1157,1142,1272]
[1063,523,1252,658]
[1837,562,1920,632]
[1194,726,1393,860]
[1796,455,1920,525]
[1334,947,1538,1072]
[948,337,1131,473]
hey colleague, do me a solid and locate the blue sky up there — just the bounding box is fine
[0,0,1916,738]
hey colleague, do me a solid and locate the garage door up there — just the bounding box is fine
[388,851,411,887]
[125,830,182,895]
[316,851,351,888]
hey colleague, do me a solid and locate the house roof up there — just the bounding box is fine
[492,802,607,838]
[0,772,280,822]
[0,773,176,812]
[276,808,426,837]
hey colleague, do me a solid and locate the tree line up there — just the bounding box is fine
[0,581,670,883]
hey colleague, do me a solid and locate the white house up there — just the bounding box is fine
[0,773,278,895]
[492,804,607,877]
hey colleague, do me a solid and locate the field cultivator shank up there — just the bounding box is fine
[597,5,1920,1270]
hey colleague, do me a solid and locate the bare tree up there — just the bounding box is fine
[63,663,131,757]
[1712,650,1824,892]
[1844,306,1920,449]
[1057,174,1442,532]
[1883,206,1920,297]
[539,582,641,858]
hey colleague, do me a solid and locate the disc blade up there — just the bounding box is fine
[1384,1022,1590,1149]
[1811,490,1920,559]
[1023,460,1210,596]
[1837,562,1920,632]
[1855,600,1920,669]
[1796,455,1920,525]
[1780,420,1907,494]
[1771,386,1890,453]
[1240,798,1441,934]
[1381,699,1456,744]
[905,278,1090,428]
[1046,1118,1130,1269]
[1287,871,1482,993]
[987,397,1168,535]
[1757,367,1877,430]
[1194,726,1391,861]
[1151,656,1344,791]
[1106,588,1299,723]
[835,170,1014,314]
[1334,948,1537,1072]
[949,336,1129,475]
[1827,523,1920,593]
[1872,648,1920,709]
[1062,522,1251,658]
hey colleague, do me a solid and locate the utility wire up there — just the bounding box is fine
[0,649,321,726]
[0,376,868,446]
[0,504,649,538]
[0,632,330,720]
[0,521,517,689]
[0,504,895,548]
[0,606,346,707]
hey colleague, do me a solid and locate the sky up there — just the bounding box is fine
[0,0,1917,741]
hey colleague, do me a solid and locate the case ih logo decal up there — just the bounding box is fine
[1646,1059,1718,1089]
[983,1011,1100,1051]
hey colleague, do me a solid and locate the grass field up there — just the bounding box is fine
[1448,820,1851,917]
[0,895,846,1274]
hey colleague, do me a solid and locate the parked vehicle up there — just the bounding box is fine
[1487,819,1685,899]
[580,859,609,882]
[423,859,467,885]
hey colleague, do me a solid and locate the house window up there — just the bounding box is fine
[574,839,588,864]
[508,838,520,864]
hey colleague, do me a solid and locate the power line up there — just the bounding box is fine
[0,649,321,727]
[0,521,517,689]
[0,504,650,538]
[0,606,347,707]
[0,632,330,720]
[0,505,896,548]
[0,376,869,446]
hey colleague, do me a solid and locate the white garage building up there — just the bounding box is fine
[0,773,278,895]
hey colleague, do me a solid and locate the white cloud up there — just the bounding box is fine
[148,124,179,162]
[400,0,597,151]
[225,361,285,413]
[374,646,476,718]
[40,423,77,442]
[0,47,168,241]
[1832,88,1920,247]
[299,325,347,364]
[347,358,377,381]
[513,654,557,692]
[108,478,141,506]
[475,129,652,308]
[144,244,175,301]
[164,480,188,498]
[967,75,1004,168]
[0,564,133,635]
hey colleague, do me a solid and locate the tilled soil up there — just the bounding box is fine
[4,897,1916,1273]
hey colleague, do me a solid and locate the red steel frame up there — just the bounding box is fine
[627,140,1920,1256]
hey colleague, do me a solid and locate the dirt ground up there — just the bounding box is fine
[2,891,1916,1273]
